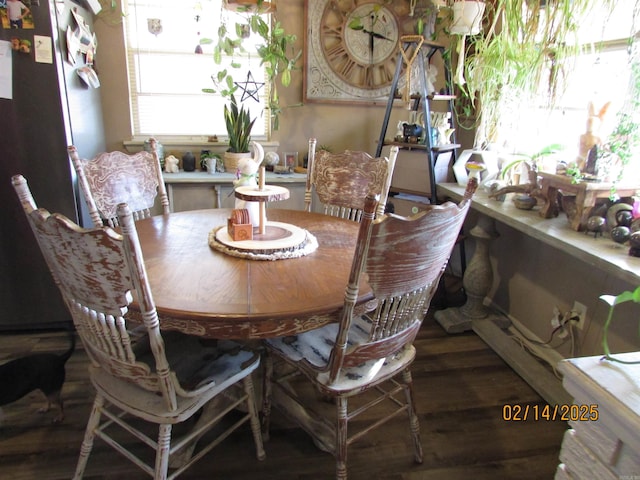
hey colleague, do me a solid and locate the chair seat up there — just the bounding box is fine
[91,334,260,424]
[265,316,416,394]
[135,332,255,390]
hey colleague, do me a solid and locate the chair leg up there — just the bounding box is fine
[73,395,104,479]
[401,369,424,464]
[335,397,348,480]
[243,374,266,461]
[261,350,273,441]
[155,424,172,480]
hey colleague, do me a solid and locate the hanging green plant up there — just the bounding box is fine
[201,2,301,131]
[445,0,617,148]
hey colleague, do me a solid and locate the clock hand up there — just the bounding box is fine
[363,28,393,42]
[368,12,376,63]
[370,30,374,63]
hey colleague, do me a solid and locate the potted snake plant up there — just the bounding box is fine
[223,94,256,172]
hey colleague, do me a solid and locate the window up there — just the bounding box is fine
[505,0,640,178]
[124,0,269,139]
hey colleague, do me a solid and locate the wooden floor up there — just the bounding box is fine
[0,313,567,480]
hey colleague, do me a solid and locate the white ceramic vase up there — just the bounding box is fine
[450,1,486,35]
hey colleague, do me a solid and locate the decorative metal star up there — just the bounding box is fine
[234,71,264,102]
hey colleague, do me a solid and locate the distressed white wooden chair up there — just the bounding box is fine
[305,138,398,220]
[262,178,478,480]
[12,174,265,480]
[69,138,170,227]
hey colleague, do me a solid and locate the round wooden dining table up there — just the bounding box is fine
[133,209,373,339]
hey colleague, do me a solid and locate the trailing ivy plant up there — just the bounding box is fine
[202,1,301,131]
[600,285,640,365]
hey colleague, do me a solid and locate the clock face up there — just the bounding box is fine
[336,5,399,86]
[305,0,423,104]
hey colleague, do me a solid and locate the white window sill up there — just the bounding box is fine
[123,137,279,154]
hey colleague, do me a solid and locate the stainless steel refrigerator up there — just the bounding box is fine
[0,0,105,330]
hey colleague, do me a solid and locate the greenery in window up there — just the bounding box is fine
[499,143,564,184]
[201,0,301,131]
[597,51,640,195]
[447,0,618,149]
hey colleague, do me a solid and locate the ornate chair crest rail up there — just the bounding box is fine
[11,174,264,480]
[305,138,398,220]
[68,138,170,228]
[263,178,478,480]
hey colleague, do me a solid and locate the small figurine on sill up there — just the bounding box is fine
[576,100,611,173]
[629,231,640,257]
[395,121,405,142]
[585,215,606,238]
[426,64,438,96]
[164,155,179,173]
[435,112,454,146]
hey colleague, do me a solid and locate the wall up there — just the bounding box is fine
[487,212,640,358]
[93,0,425,158]
[459,203,640,361]
[94,0,461,201]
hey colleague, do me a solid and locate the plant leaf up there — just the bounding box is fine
[281,69,291,87]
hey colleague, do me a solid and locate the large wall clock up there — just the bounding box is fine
[304,0,429,105]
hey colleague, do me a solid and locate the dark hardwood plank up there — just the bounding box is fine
[0,315,567,479]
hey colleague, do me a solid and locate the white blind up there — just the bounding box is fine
[124,0,269,138]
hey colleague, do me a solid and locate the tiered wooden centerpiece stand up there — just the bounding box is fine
[213,167,314,257]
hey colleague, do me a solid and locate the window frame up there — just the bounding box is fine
[497,2,640,181]
[123,0,271,142]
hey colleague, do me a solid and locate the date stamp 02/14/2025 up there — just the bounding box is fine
[502,403,599,422]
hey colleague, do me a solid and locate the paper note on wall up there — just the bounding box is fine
[34,35,53,64]
[0,40,12,100]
